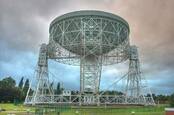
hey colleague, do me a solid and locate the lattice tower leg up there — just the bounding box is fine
[126,46,155,105]
[32,44,54,105]
[80,55,102,104]
[126,46,145,104]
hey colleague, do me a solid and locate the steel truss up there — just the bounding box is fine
[25,95,154,105]
[125,46,155,105]
[25,44,155,106]
[26,44,54,105]
[80,56,102,94]
[47,12,129,66]
[24,11,155,106]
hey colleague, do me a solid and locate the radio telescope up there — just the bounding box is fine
[25,10,155,106]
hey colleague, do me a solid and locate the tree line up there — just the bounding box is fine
[0,76,29,103]
[0,76,64,103]
[0,76,173,107]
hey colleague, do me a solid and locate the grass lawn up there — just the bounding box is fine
[0,103,166,115]
[61,106,165,115]
[0,103,34,115]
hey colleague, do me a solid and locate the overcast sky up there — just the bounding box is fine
[0,0,174,95]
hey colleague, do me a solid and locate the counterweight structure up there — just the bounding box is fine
[25,10,155,106]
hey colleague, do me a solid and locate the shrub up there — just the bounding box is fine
[170,93,174,107]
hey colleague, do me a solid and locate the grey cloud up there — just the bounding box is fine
[123,0,174,72]
[0,0,77,53]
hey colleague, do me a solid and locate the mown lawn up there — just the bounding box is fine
[0,103,166,115]
[61,106,165,115]
[0,103,34,115]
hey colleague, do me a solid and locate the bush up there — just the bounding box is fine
[170,93,174,107]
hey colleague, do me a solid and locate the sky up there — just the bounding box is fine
[0,0,174,95]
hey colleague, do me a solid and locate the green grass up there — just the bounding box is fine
[0,103,34,115]
[61,106,165,115]
[0,103,166,115]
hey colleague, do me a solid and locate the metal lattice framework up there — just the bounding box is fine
[24,10,155,106]
[47,10,129,65]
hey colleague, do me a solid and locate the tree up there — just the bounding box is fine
[50,82,54,90]
[56,82,61,94]
[23,79,29,95]
[18,77,24,89]
[0,77,16,88]
[170,93,174,107]
[0,87,21,103]
[0,77,21,103]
